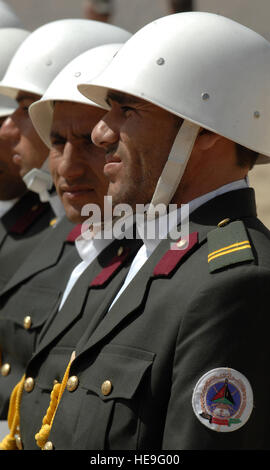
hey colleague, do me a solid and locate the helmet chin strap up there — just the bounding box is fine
[22,156,53,202]
[147,120,200,219]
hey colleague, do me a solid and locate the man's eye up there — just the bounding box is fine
[51,137,66,147]
[121,106,134,115]
[83,134,93,144]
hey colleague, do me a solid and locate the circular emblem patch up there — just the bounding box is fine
[192,368,253,432]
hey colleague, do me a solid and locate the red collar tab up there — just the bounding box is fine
[66,224,82,242]
[91,247,130,287]
[10,203,47,235]
[153,232,198,277]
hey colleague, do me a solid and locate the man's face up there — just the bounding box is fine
[49,101,108,224]
[0,91,49,178]
[0,115,26,200]
[91,92,181,209]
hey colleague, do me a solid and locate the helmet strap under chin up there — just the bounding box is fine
[147,120,200,219]
[22,156,53,202]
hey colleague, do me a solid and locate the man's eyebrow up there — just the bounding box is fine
[16,94,38,103]
[50,130,64,140]
[105,91,142,107]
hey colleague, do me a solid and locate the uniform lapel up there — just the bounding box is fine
[0,196,28,248]
[75,233,200,356]
[0,217,75,295]
[33,238,142,358]
[0,220,8,247]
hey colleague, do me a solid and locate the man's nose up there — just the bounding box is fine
[57,142,85,180]
[91,118,118,149]
[0,115,20,145]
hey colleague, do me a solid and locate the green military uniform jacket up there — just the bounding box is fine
[0,216,80,419]
[0,191,55,291]
[19,188,270,450]
[16,235,142,449]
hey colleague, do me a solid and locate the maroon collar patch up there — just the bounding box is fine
[153,232,198,277]
[91,248,130,287]
[66,224,83,242]
[10,203,47,235]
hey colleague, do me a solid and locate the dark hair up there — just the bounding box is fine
[235,143,259,170]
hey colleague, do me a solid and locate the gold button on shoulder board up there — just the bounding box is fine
[23,316,32,330]
[177,239,188,249]
[50,218,57,227]
[217,218,231,228]
[43,441,54,450]
[24,377,35,393]
[101,380,113,396]
[117,246,124,257]
[66,376,79,392]
[1,363,11,376]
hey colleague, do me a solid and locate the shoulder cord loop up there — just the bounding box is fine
[35,359,72,449]
[0,374,26,450]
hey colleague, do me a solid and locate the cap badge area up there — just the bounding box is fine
[192,368,253,432]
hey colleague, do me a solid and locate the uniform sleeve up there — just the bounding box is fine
[162,266,270,449]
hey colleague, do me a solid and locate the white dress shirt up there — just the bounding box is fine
[58,215,135,310]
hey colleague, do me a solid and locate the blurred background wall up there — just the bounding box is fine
[5,0,270,38]
[4,0,270,227]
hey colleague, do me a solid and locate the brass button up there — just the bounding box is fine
[23,316,32,330]
[31,204,39,211]
[117,246,124,257]
[66,375,79,392]
[176,239,188,249]
[24,377,35,393]
[1,363,11,377]
[43,441,54,450]
[50,218,57,227]
[101,380,113,396]
[15,435,23,450]
[217,218,231,228]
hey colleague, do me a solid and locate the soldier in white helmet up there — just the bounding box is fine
[0,27,52,292]
[0,20,131,441]
[77,13,270,449]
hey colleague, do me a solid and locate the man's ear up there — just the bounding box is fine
[195,129,222,151]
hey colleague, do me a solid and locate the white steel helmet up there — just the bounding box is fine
[0,28,29,117]
[29,43,125,149]
[0,19,131,100]
[0,1,22,28]
[78,12,270,213]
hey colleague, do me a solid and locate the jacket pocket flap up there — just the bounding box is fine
[79,344,155,401]
[0,285,61,329]
[36,346,75,391]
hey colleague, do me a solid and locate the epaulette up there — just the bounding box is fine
[207,218,254,273]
